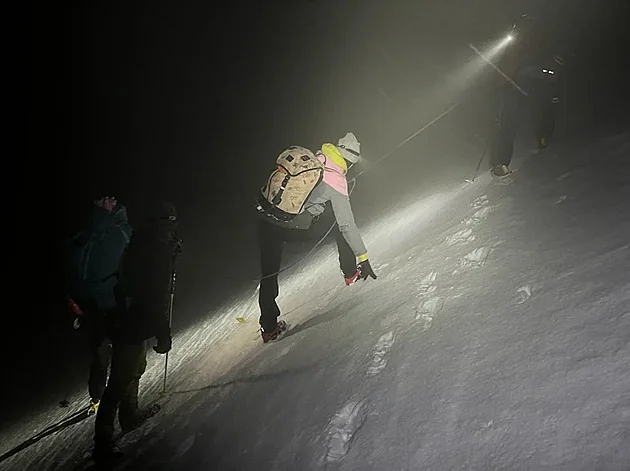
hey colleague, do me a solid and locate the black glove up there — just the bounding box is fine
[358,260,377,281]
[153,336,172,354]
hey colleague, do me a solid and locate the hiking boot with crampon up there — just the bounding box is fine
[261,320,288,344]
[492,164,511,177]
[344,269,361,286]
[88,398,100,416]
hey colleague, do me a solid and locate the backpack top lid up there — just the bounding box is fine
[258,145,324,220]
[79,203,129,238]
[276,146,322,175]
[66,201,132,304]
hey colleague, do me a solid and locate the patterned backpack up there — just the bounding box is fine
[257,146,324,223]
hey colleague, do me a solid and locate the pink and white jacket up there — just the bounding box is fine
[304,151,367,259]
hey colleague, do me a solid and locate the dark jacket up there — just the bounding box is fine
[498,28,562,93]
[113,219,180,344]
[66,204,132,310]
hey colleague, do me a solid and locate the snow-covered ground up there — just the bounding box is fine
[2,129,629,470]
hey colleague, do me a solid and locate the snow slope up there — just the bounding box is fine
[2,129,629,470]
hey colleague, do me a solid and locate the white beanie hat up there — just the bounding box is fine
[337,132,361,163]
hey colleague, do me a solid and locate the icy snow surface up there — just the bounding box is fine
[1,131,629,470]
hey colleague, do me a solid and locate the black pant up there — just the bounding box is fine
[88,324,111,402]
[94,341,147,445]
[257,219,356,332]
[489,81,557,168]
[532,80,557,144]
[490,85,520,168]
[78,304,113,402]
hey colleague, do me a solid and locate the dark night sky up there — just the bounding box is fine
[18,0,629,410]
[29,0,630,296]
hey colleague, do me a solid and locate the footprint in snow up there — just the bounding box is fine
[416,312,434,331]
[417,297,443,316]
[459,247,491,269]
[557,172,571,181]
[471,195,489,209]
[277,344,294,357]
[324,399,368,463]
[418,272,437,294]
[494,175,514,186]
[464,206,493,226]
[554,195,567,205]
[516,285,532,304]
[446,228,475,246]
[415,297,443,331]
[366,331,395,377]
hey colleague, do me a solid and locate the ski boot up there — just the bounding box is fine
[491,164,511,177]
[261,320,288,344]
[344,269,361,286]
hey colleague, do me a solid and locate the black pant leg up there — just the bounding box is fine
[88,313,111,401]
[118,342,147,429]
[536,82,556,144]
[257,220,285,332]
[94,342,144,444]
[490,85,520,168]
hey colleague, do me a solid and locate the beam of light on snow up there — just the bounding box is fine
[0,177,476,467]
[105,185,472,397]
[0,42,494,450]
[362,185,465,254]
[0,48,491,452]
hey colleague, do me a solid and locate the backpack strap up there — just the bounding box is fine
[117,222,131,243]
[95,223,131,282]
[78,232,101,281]
[79,223,130,283]
[271,173,292,206]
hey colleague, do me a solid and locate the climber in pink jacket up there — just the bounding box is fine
[257,132,377,343]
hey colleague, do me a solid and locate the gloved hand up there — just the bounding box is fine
[153,336,172,354]
[358,259,377,281]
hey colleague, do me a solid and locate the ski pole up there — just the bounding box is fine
[161,268,177,395]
